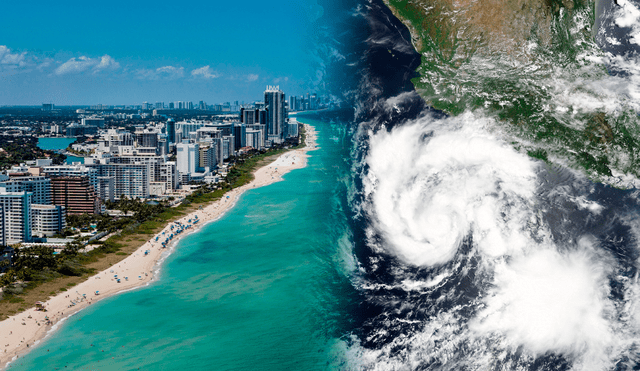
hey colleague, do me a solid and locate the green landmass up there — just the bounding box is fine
[0,136,66,168]
[383,0,640,184]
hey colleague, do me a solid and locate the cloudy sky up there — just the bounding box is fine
[0,0,325,106]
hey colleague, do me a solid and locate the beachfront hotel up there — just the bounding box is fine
[0,176,52,205]
[0,191,32,245]
[31,204,66,238]
[50,176,102,215]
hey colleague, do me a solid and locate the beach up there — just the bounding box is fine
[0,124,318,369]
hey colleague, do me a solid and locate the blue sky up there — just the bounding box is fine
[0,0,325,105]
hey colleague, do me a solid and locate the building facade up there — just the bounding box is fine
[51,176,102,214]
[166,119,176,144]
[43,164,98,195]
[265,86,286,144]
[87,163,151,199]
[97,176,115,202]
[176,142,199,175]
[0,191,32,245]
[0,176,51,205]
[32,204,66,237]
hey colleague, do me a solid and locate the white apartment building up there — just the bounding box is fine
[160,162,179,191]
[287,118,299,138]
[177,142,199,175]
[0,191,32,245]
[87,163,151,199]
[97,176,115,202]
[245,129,264,150]
[32,204,66,238]
[0,176,51,205]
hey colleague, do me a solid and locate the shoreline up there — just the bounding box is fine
[0,124,318,369]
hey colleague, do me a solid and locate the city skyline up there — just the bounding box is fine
[0,0,327,105]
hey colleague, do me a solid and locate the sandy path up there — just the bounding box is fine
[0,124,318,368]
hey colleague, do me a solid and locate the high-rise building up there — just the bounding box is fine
[0,176,51,205]
[287,118,300,138]
[264,86,286,145]
[176,142,199,175]
[176,120,205,141]
[198,145,217,171]
[66,124,98,137]
[136,132,159,149]
[160,162,179,190]
[158,137,169,156]
[245,129,264,149]
[166,119,176,144]
[233,123,247,149]
[32,204,66,238]
[51,176,101,214]
[87,162,151,200]
[222,136,235,159]
[212,138,224,167]
[82,117,105,128]
[97,176,115,202]
[42,164,98,196]
[240,108,256,125]
[0,191,32,245]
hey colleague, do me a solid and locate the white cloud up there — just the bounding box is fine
[0,45,27,68]
[191,65,219,79]
[247,73,259,82]
[471,245,615,367]
[364,111,537,266]
[55,55,120,75]
[55,56,94,75]
[37,58,54,71]
[95,55,120,71]
[615,0,640,45]
[136,65,184,80]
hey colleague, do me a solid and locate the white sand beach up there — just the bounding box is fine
[0,124,318,368]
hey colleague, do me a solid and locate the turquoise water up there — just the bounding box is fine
[11,119,357,370]
[36,138,84,164]
[36,138,76,151]
[65,156,84,164]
